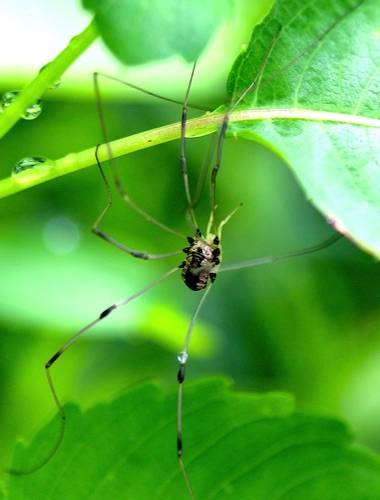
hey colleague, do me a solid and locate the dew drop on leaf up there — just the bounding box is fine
[23,100,43,120]
[12,156,55,183]
[0,90,43,120]
[39,63,61,90]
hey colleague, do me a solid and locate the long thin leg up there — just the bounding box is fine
[94,73,186,239]
[209,28,283,234]
[189,132,219,215]
[7,266,180,476]
[180,62,199,233]
[94,72,210,112]
[168,197,236,483]
[258,1,365,90]
[220,233,343,273]
[208,1,364,224]
[177,284,213,499]
[92,145,185,260]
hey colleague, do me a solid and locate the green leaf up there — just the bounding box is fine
[82,0,234,65]
[6,379,380,498]
[226,0,380,257]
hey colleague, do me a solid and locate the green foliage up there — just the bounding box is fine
[226,0,380,256]
[7,379,380,498]
[83,0,234,64]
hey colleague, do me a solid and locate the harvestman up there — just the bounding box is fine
[94,29,342,494]
[9,8,360,498]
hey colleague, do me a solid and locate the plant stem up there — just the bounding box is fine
[0,107,378,199]
[0,113,217,199]
[0,18,99,140]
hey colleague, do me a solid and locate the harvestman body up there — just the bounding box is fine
[8,5,363,497]
[180,231,220,291]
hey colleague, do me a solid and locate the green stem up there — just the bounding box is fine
[0,113,218,199]
[0,107,377,199]
[0,18,99,140]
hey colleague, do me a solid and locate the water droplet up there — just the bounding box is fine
[23,100,42,120]
[177,351,188,364]
[13,156,47,173]
[0,90,42,120]
[49,80,60,90]
[1,90,20,109]
[12,156,55,183]
[39,63,61,90]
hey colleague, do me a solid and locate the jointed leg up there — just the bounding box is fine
[177,285,213,499]
[92,145,184,260]
[93,73,186,239]
[209,28,282,232]
[7,266,180,475]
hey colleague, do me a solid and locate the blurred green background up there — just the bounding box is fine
[1,0,380,482]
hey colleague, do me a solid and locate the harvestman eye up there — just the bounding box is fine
[8,4,364,498]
